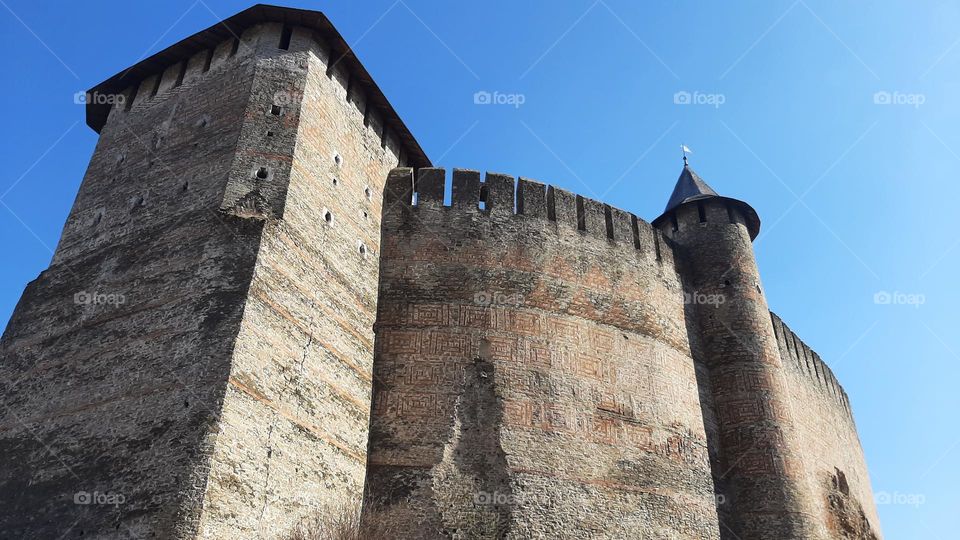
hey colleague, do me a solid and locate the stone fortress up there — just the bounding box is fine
[0,4,880,539]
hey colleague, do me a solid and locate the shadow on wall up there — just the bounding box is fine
[433,339,513,538]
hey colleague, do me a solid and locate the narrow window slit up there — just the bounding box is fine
[325,50,337,77]
[124,87,138,111]
[479,185,488,212]
[631,215,641,249]
[575,196,586,231]
[202,49,214,72]
[278,25,293,50]
[229,38,240,57]
[546,186,557,221]
[604,206,614,239]
[174,62,187,87]
[697,201,707,223]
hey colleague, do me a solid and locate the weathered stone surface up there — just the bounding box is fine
[1,12,417,540]
[365,168,723,539]
[0,5,880,540]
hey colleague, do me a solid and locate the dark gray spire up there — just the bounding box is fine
[663,164,718,213]
[653,162,762,240]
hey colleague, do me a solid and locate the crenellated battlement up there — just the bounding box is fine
[382,167,677,268]
[770,311,852,415]
[1,4,881,538]
[86,6,429,168]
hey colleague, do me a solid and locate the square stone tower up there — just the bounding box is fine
[1,4,882,539]
[0,5,428,538]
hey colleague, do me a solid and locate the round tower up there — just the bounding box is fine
[653,163,820,538]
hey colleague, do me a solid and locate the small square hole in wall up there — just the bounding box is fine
[333,153,342,167]
[266,130,275,137]
[270,105,282,116]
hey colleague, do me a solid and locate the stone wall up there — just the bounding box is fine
[0,22,266,539]
[364,168,722,539]
[771,313,881,539]
[194,24,403,538]
[0,5,881,539]
[0,17,411,539]
[658,198,825,538]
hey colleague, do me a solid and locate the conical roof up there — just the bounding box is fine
[663,164,718,213]
[653,163,761,240]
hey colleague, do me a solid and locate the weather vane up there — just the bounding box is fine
[681,144,692,165]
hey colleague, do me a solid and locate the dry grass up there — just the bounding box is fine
[284,500,406,540]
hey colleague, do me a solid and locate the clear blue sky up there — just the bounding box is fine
[1,1,956,537]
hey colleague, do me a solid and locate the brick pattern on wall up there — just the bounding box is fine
[771,312,881,538]
[0,23,267,538]
[364,168,721,539]
[0,6,881,539]
[195,24,403,538]
[0,18,412,539]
